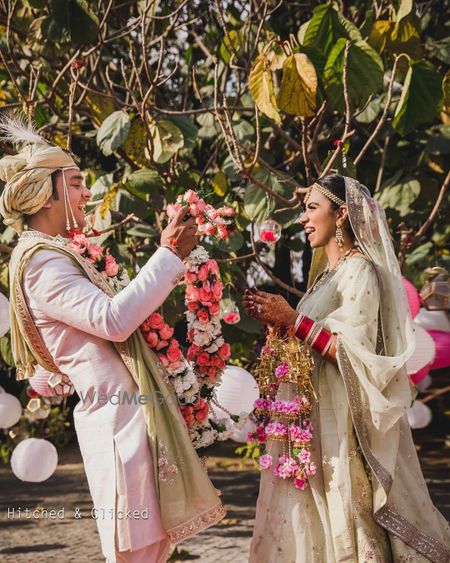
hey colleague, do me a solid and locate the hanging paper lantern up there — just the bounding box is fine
[28,366,73,397]
[0,393,22,429]
[414,308,450,333]
[405,324,436,375]
[402,278,420,318]
[222,303,241,325]
[406,401,432,429]
[420,267,450,311]
[415,375,432,393]
[258,219,281,244]
[0,292,10,337]
[428,330,450,370]
[11,438,58,482]
[213,365,259,421]
[410,363,431,385]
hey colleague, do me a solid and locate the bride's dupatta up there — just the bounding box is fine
[8,235,225,543]
[307,178,450,563]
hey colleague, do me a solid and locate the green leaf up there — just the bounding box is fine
[377,178,421,216]
[125,169,163,201]
[233,120,254,142]
[196,113,219,139]
[96,111,130,156]
[166,116,198,150]
[216,231,244,253]
[426,125,450,155]
[116,189,149,220]
[393,60,442,136]
[90,172,114,201]
[277,54,317,117]
[126,224,158,238]
[220,29,242,63]
[405,242,433,266]
[303,4,360,56]
[324,39,384,112]
[68,0,99,45]
[149,120,184,164]
[355,95,384,124]
[248,53,281,123]
[0,336,14,367]
[244,171,280,222]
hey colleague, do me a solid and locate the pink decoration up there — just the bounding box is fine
[428,330,450,370]
[410,363,431,385]
[402,277,420,319]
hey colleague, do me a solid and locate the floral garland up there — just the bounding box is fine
[248,330,317,489]
[67,190,235,449]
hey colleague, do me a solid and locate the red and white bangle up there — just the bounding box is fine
[294,314,333,357]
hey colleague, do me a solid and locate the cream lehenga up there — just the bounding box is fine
[250,177,450,563]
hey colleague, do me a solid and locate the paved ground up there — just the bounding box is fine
[0,405,448,563]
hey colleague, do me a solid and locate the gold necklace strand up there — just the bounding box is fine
[308,247,356,295]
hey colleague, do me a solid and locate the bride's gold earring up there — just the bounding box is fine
[335,224,344,252]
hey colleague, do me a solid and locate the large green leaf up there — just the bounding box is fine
[149,120,184,164]
[166,116,198,150]
[393,60,442,136]
[396,0,414,23]
[303,4,360,56]
[244,171,280,222]
[376,178,421,216]
[125,169,163,201]
[220,29,243,64]
[97,111,131,156]
[405,242,433,266]
[0,336,14,367]
[196,113,219,139]
[324,39,384,112]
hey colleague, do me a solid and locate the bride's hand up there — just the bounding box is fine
[243,288,298,327]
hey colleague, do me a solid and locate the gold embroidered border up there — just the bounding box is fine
[167,501,226,544]
[337,341,450,563]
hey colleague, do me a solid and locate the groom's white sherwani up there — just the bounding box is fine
[23,246,185,562]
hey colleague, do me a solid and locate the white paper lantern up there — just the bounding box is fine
[0,292,10,337]
[0,393,22,428]
[213,365,259,420]
[415,308,450,333]
[406,401,432,429]
[415,375,432,393]
[406,324,436,375]
[11,438,58,482]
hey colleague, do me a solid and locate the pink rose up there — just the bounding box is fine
[196,352,210,366]
[145,331,159,348]
[149,313,164,330]
[167,342,182,362]
[185,271,197,284]
[87,244,103,262]
[187,301,200,312]
[218,343,231,360]
[184,189,199,204]
[67,242,85,255]
[212,281,223,300]
[259,454,273,470]
[207,259,220,275]
[186,286,201,302]
[197,264,209,282]
[208,367,217,380]
[158,354,169,367]
[199,288,212,303]
[208,302,220,315]
[104,254,119,277]
[217,225,229,239]
[140,319,152,332]
[293,477,308,490]
[211,356,225,369]
[187,344,200,360]
[156,339,169,351]
[159,324,174,340]
[197,309,210,324]
[219,206,235,217]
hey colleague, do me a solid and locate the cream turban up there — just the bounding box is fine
[0,143,77,233]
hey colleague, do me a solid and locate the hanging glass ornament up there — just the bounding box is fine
[258,219,281,244]
[222,302,241,325]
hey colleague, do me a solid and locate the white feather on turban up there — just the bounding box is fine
[0,116,77,233]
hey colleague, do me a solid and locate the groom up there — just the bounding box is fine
[0,127,224,562]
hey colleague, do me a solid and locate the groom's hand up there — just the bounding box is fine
[161,206,198,260]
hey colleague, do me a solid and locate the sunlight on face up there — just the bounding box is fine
[299,188,339,248]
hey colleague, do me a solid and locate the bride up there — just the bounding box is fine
[243,174,450,562]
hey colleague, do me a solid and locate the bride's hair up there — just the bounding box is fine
[316,173,346,209]
[316,173,355,240]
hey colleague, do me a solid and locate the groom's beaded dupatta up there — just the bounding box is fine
[8,235,225,542]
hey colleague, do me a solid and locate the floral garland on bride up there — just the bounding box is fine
[67,189,235,449]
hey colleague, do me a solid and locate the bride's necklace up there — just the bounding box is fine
[308,247,357,295]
